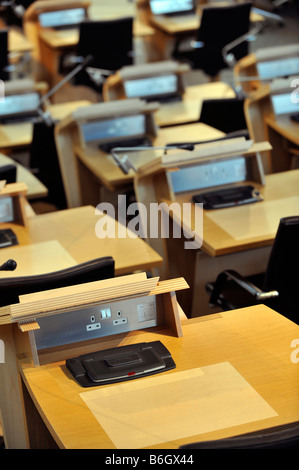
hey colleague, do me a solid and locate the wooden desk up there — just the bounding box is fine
[0,205,163,275]
[9,304,299,448]
[104,80,235,128]
[8,29,33,54]
[65,123,225,206]
[146,7,264,59]
[138,167,299,317]
[0,100,91,153]
[37,19,155,91]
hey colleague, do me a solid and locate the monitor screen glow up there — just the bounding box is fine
[38,8,85,28]
[271,92,299,115]
[81,114,146,144]
[124,74,178,98]
[149,0,194,15]
[257,57,299,80]
[0,92,40,118]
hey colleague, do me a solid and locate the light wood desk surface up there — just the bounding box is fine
[74,122,225,195]
[174,169,299,258]
[154,82,235,127]
[0,100,91,152]
[17,304,299,449]
[0,205,163,275]
[8,29,33,54]
[149,8,264,36]
[39,19,154,51]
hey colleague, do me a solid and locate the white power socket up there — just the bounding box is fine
[113,318,128,326]
[86,323,101,331]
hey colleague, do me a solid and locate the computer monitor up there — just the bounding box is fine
[149,0,195,15]
[124,74,179,101]
[80,114,147,146]
[0,92,40,121]
[38,7,86,28]
[271,92,299,116]
[257,57,299,80]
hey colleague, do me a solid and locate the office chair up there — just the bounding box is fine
[0,256,115,307]
[199,97,249,138]
[0,29,9,81]
[29,121,67,210]
[61,17,134,92]
[180,422,299,449]
[172,3,252,79]
[0,163,17,183]
[206,216,299,325]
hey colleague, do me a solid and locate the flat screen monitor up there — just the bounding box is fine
[124,74,178,99]
[271,92,299,116]
[38,8,86,28]
[81,114,146,145]
[257,57,299,80]
[149,0,194,15]
[0,196,14,223]
[0,92,40,119]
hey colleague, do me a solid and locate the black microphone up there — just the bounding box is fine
[111,143,196,174]
[0,259,17,271]
[37,54,95,126]
[166,131,250,149]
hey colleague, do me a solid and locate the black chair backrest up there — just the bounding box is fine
[197,3,251,57]
[30,121,67,210]
[263,216,299,323]
[0,164,17,183]
[0,29,9,81]
[180,423,299,449]
[77,17,133,71]
[0,256,115,307]
[199,98,248,135]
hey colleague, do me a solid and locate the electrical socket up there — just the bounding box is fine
[86,323,101,331]
[113,318,127,326]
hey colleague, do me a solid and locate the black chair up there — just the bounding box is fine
[180,423,299,449]
[0,29,9,81]
[172,3,252,79]
[206,216,299,325]
[199,97,249,138]
[0,163,17,183]
[0,256,115,307]
[61,17,134,92]
[29,121,67,210]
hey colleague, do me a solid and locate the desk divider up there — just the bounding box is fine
[3,273,188,366]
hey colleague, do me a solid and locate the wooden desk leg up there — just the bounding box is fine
[0,324,28,449]
[191,246,273,317]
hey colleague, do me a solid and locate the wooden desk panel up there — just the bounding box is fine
[18,305,299,448]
